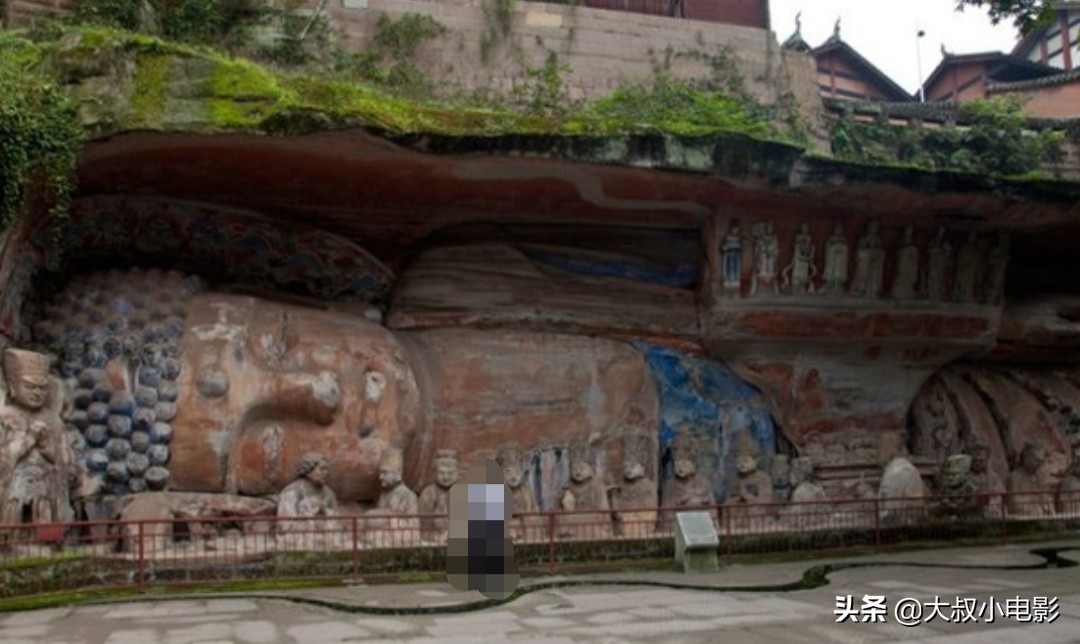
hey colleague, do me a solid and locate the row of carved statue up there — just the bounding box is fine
[720,221,1009,304]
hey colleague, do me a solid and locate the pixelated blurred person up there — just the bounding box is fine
[447,459,520,599]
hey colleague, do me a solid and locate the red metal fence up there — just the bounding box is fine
[1,491,1076,597]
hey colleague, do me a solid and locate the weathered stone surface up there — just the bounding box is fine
[399,327,659,499]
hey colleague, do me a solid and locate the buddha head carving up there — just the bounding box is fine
[3,349,51,411]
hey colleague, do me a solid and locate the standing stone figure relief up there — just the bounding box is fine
[727,432,774,526]
[611,432,657,538]
[418,449,458,544]
[926,227,953,302]
[750,221,780,296]
[497,443,538,542]
[953,232,983,303]
[367,447,420,545]
[276,451,341,549]
[983,233,1010,305]
[891,227,920,300]
[0,349,77,535]
[556,439,613,540]
[821,224,849,295]
[720,220,743,293]
[968,441,1004,517]
[783,223,816,295]
[783,456,826,528]
[934,454,981,518]
[659,433,714,531]
[850,222,886,298]
[1058,449,1080,515]
[1006,440,1055,517]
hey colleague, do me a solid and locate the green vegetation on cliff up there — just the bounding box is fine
[829,97,1064,177]
[0,31,82,239]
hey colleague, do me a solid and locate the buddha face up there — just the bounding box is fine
[10,373,49,411]
[307,459,330,486]
[570,460,593,483]
[623,461,645,481]
[379,465,402,490]
[674,457,695,479]
[503,464,524,488]
[970,452,989,474]
[736,454,758,476]
[436,460,458,489]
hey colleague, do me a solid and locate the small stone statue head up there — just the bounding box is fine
[3,349,51,411]
[297,451,330,487]
[670,434,696,480]
[568,439,594,483]
[1018,441,1044,474]
[435,449,458,489]
[379,447,404,489]
[942,454,971,489]
[733,432,761,476]
[497,443,526,489]
[967,441,990,474]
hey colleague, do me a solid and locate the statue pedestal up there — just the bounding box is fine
[674,511,719,573]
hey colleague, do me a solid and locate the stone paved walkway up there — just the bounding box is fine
[1,540,1077,643]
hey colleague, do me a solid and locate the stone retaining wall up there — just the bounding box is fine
[1,0,824,139]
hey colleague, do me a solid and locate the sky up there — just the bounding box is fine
[770,0,1022,94]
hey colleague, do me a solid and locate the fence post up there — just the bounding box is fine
[547,512,556,575]
[351,516,359,578]
[136,521,146,593]
[724,504,732,556]
[1000,491,1007,544]
[873,497,881,550]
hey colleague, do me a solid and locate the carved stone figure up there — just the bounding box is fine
[418,449,458,544]
[784,223,815,295]
[0,349,77,537]
[611,433,657,538]
[659,434,714,532]
[276,451,341,549]
[556,439,613,540]
[44,269,657,510]
[720,221,743,292]
[1058,451,1080,516]
[727,432,774,527]
[821,224,849,295]
[891,226,920,300]
[926,227,952,302]
[934,454,980,518]
[878,456,926,526]
[783,456,826,527]
[1006,441,1055,517]
[954,232,982,303]
[497,443,539,542]
[983,233,1010,305]
[367,447,420,545]
[968,441,1004,517]
[850,222,885,298]
[750,221,780,296]
[770,453,791,502]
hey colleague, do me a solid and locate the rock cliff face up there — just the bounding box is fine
[4,28,1080,517]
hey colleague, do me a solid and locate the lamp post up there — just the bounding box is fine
[916,28,926,102]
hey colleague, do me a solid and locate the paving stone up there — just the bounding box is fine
[519,616,578,628]
[104,629,161,644]
[231,620,279,644]
[286,621,370,642]
[355,616,419,633]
